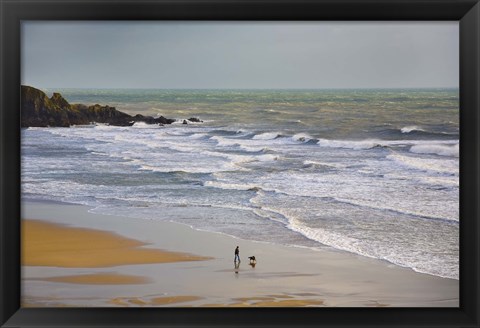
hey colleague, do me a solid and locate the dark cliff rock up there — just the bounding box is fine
[50,92,71,110]
[21,86,71,127]
[21,85,176,127]
[71,103,133,126]
[156,116,176,125]
[133,114,175,125]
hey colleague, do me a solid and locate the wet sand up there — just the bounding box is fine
[34,273,152,285]
[22,219,210,267]
[21,200,459,307]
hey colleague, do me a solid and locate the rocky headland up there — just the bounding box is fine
[21,85,178,127]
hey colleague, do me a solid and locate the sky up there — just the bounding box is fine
[21,21,458,89]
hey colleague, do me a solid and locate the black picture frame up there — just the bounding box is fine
[1,0,479,327]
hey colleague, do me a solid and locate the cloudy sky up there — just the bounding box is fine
[22,21,458,89]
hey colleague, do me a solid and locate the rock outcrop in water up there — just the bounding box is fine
[132,114,175,125]
[21,85,176,127]
[187,117,203,123]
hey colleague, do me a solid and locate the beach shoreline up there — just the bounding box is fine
[21,199,459,307]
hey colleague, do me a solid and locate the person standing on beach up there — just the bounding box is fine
[234,246,240,262]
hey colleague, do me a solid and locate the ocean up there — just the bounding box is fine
[21,88,459,279]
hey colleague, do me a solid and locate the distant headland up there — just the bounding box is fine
[21,85,181,128]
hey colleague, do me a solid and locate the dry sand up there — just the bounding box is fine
[21,200,459,307]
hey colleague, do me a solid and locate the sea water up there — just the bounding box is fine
[21,88,459,279]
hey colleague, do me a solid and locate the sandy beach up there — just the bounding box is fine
[22,219,210,268]
[21,200,459,307]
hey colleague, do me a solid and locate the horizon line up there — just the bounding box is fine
[26,86,460,91]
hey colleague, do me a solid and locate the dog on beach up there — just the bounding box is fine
[248,256,256,264]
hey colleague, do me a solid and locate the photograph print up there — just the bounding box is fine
[21,21,459,307]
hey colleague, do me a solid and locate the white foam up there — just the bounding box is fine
[189,133,209,139]
[252,132,282,140]
[211,134,296,151]
[260,205,459,279]
[210,136,239,147]
[387,153,458,175]
[205,181,263,191]
[287,217,368,259]
[401,125,425,133]
[291,221,458,279]
[418,176,459,187]
[132,121,159,129]
[138,163,228,174]
[213,152,278,166]
[257,154,279,161]
[238,145,268,153]
[317,138,458,151]
[317,138,384,150]
[93,123,125,130]
[247,167,459,222]
[303,160,343,169]
[292,133,313,142]
[410,143,459,157]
